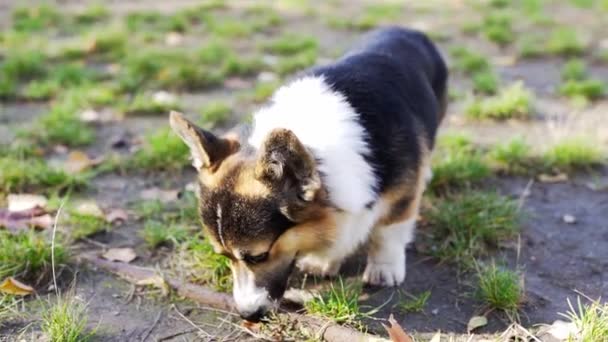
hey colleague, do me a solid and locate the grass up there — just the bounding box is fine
[472,69,500,94]
[36,98,96,147]
[263,34,318,55]
[0,295,22,324]
[12,4,61,32]
[174,235,232,292]
[489,138,535,174]
[0,155,85,193]
[140,221,189,249]
[559,59,605,103]
[561,297,608,341]
[517,35,546,58]
[200,101,232,127]
[249,81,280,103]
[131,128,189,171]
[450,47,491,74]
[561,59,587,81]
[275,50,317,76]
[424,192,520,267]
[466,82,534,120]
[0,230,66,281]
[67,213,107,240]
[42,296,94,342]
[197,40,232,65]
[543,138,604,170]
[476,263,523,314]
[74,3,109,25]
[547,28,585,56]
[123,93,182,116]
[306,278,363,326]
[396,290,431,313]
[430,134,491,191]
[482,12,514,45]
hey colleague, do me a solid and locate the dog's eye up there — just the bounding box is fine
[243,252,269,265]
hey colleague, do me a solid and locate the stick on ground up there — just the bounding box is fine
[79,253,389,342]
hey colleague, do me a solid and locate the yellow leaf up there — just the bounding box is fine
[102,248,137,263]
[0,277,34,296]
[64,150,94,174]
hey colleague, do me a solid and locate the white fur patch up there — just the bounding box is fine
[248,76,376,213]
[232,265,272,316]
[363,217,416,286]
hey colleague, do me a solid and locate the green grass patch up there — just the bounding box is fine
[517,35,546,58]
[123,93,182,116]
[450,46,490,75]
[561,297,608,341]
[173,234,232,292]
[140,221,189,249]
[396,290,431,313]
[12,4,61,32]
[306,278,363,326]
[0,230,66,281]
[559,79,605,103]
[476,263,523,314]
[42,296,94,342]
[561,59,587,81]
[197,40,233,65]
[200,101,232,127]
[264,34,318,55]
[0,155,86,193]
[466,82,534,120]
[472,69,499,94]
[424,192,519,267]
[275,50,317,76]
[74,3,110,25]
[543,138,604,170]
[0,294,23,323]
[547,28,585,56]
[131,129,189,171]
[482,12,514,45]
[489,138,535,174]
[431,134,491,191]
[249,81,280,103]
[67,213,107,241]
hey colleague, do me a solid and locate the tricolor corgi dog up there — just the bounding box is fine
[169,27,448,322]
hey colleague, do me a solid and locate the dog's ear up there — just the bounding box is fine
[169,111,240,171]
[255,129,321,202]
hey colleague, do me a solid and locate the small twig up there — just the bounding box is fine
[217,316,272,341]
[140,310,163,342]
[517,178,534,211]
[172,304,212,338]
[157,328,197,341]
[81,237,108,249]
[51,201,65,297]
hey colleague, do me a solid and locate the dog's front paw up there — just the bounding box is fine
[362,259,405,287]
[296,255,341,277]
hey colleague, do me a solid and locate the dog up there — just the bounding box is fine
[169,27,447,322]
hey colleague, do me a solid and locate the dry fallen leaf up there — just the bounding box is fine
[383,314,413,342]
[0,277,34,296]
[545,319,578,340]
[467,315,488,333]
[64,150,100,174]
[538,173,568,183]
[7,194,48,212]
[0,207,52,232]
[74,201,105,218]
[102,248,137,263]
[105,208,128,225]
[140,187,180,203]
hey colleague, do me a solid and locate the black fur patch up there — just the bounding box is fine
[310,27,448,196]
[198,170,295,248]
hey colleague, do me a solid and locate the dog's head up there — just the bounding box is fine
[169,111,336,321]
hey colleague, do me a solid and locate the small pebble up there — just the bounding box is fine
[431,309,439,315]
[562,214,576,224]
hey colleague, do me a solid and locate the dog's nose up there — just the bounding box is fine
[239,307,267,323]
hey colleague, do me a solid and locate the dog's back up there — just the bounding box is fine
[309,27,448,195]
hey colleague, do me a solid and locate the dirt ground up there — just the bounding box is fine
[1,0,607,341]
